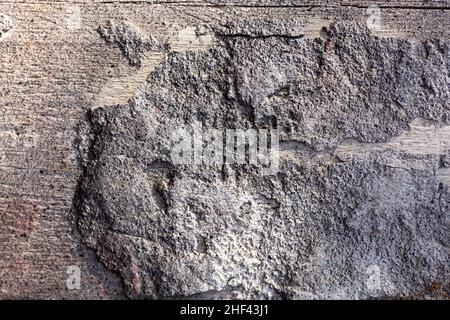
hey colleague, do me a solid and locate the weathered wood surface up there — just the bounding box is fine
[0,1,449,299]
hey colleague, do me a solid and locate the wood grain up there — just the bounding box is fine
[0,1,448,299]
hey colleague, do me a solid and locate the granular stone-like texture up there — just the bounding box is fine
[98,20,167,68]
[0,14,12,38]
[77,22,450,299]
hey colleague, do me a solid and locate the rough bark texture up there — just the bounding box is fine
[0,1,449,299]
